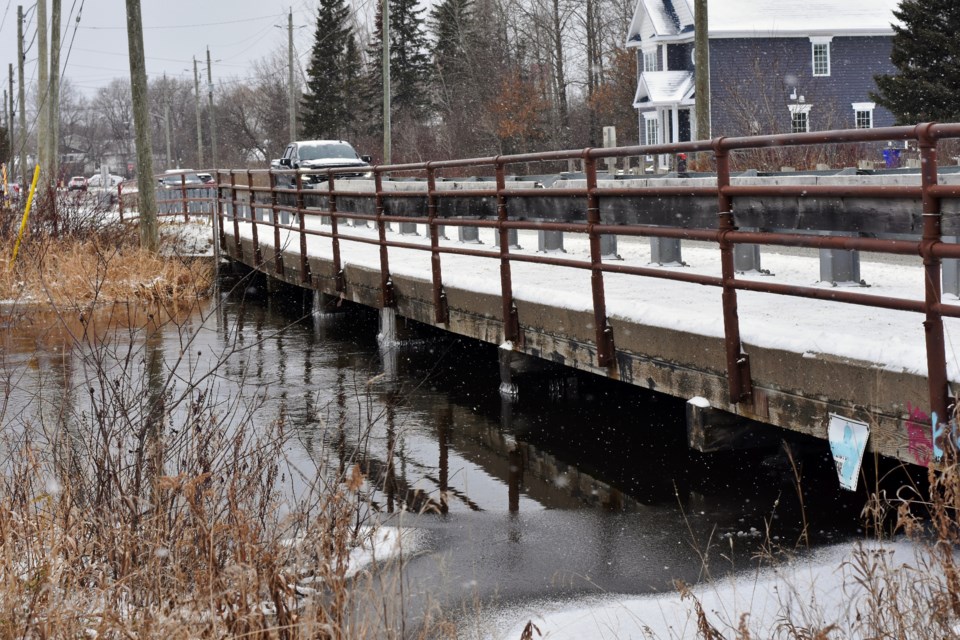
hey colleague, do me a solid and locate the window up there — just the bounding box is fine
[852,102,875,129]
[643,48,658,72]
[789,104,812,133]
[810,37,832,77]
[644,114,660,145]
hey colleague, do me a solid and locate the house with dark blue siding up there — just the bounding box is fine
[626,0,901,165]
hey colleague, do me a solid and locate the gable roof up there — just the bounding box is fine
[633,70,695,107]
[627,0,901,45]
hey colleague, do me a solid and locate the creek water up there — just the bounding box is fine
[0,273,899,625]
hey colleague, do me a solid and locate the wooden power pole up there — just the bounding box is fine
[206,47,218,170]
[37,0,48,182]
[49,0,61,185]
[193,57,203,168]
[288,9,296,142]
[125,0,158,251]
[694,0,710,140]
[382,0,391,165]
[17,5,27,187]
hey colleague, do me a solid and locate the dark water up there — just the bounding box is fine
[0,272,908,616]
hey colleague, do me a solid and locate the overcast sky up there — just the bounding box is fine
[0,0,426,100]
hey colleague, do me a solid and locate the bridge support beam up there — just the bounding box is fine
[499,345,554,401]
[686,399,778,453]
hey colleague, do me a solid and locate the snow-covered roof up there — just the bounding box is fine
[633,71,695,107]
[627,0,901,45]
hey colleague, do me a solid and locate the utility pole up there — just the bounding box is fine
[125,0,158,251]
[288,8,296,141]
[37,0,48,182]
[49,0,61,185]
[206,47,218,170]
[694,0,710,140]
[193,57,203,168]
[382,0,391,164]
[6,65,12,169]
[17,5,27,187]
[163,74,172,168]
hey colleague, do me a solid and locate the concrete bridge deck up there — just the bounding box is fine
[221,218,954,468]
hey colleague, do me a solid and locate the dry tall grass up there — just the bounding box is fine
[0,197,449,638]
[0,226,213,307]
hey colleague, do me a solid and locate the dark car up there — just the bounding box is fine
[276,140,372,185]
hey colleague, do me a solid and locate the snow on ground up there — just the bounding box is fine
[465,540,948,640]
[227,214,960,382]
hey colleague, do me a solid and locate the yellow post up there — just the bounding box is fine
[9,164,40,268]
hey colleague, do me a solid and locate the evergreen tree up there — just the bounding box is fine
[360,0,433,138]
[301,0,360,140]
[872,0,960,124]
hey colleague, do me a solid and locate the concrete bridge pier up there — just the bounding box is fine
[312,290,344,318]
[499,345,574,402]
[399,221,419,235]
[686,398,778,453]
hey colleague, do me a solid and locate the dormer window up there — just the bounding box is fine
[810,37,832,77]
[643,46,658,72]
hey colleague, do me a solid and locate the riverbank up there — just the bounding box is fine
[0,220,214,307]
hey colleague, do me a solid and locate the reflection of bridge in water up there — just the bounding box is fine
[199,124,960,470]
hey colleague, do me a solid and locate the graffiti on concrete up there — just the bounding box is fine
[905,403,933,466]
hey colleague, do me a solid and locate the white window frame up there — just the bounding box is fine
[643,111,660,146]
[852,101,875,129]
[788,104,812,134]
[642,46,658,72]
[810,36,832,77]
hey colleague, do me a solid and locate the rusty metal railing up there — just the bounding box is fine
[212,123,960,425]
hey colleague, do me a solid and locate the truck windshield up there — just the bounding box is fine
[298,143,359,161]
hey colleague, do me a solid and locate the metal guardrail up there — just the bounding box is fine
[210,123,960,426]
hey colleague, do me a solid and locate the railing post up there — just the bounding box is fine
[180,173,189,222]
[329,169,345,292]
[375,167,395,308]
[497,158,520,343]
[214,170,225,261]
[248,169,262,267]
[296,171,310,285]
[427,163,449,324]
[271,170,283,276]
[715,140,752,404]
[231,171,242,258]
[584,151,615,367]
[918,123,950,428]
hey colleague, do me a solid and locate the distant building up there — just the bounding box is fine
[626,0,901,164]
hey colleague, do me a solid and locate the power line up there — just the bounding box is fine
[77,13,283,30]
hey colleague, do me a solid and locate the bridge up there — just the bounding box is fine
[160,123,960,470]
